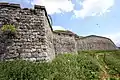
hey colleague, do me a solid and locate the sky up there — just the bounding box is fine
[0,0,120,46]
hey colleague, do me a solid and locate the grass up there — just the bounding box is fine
[53,30,67,32]
[0,50,120,80]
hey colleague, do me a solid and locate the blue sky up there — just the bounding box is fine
[0,0,120,46]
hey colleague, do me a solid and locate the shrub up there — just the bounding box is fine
[1,24,16,33]
[0,24,17,38]
[0,50,120,80]
[0,54,100,80]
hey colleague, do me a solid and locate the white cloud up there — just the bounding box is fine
[73,0,114,18]
[52,26,74,32]
[52,26,66,31]
[32,0,74,14]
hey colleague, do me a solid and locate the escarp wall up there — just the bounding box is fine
[76,35,117,51]
[53,32,117,55]
[0,2,55,61]
[0,3,118,61]
[53,31,77,55]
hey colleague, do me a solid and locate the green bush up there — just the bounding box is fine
[0,54,100,80]
[1,24,16,33]
[104,53,120,75]
[0,60,50,80]
[0,50,120,80]
[49,53,100,80]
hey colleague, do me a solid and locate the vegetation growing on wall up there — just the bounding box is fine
[1,24,16,38]
[54,30,66,32]
[1,24,16,32]
[0,24,17,60]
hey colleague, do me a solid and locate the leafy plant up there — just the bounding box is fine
[0,24,17,38]
[1,24,16,33]
[0,50,120,80]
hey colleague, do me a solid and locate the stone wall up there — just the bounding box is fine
[53,32,77,55]
[76,35,117,51]
[43,8,55,61]
[0,3,118,61]
[0,3,55,61]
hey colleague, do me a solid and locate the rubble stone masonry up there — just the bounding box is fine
[0,3,118,61]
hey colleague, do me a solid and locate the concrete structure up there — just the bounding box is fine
[0,3,118,61]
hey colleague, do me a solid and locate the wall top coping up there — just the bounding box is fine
[0,2,53,31]
[0,2,45,9]
[53,30,79,37]
[80,35,110,40]
[79,35,116,46]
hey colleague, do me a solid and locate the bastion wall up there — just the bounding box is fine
[0,3,117,61]
[0,2,55,61]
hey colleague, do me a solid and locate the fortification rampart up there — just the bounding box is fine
[53,32,77,55]
[0,2,118,61]
[0,2,55,61]
[76,35,117,51]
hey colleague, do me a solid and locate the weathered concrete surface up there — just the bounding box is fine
[0,3,118,61]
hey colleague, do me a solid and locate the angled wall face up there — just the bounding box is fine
[76,35,117,51]
[53,32,78,55]
[0,3,55,61]
[42,8,55,61]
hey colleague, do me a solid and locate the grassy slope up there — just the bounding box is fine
[0,50,120,80]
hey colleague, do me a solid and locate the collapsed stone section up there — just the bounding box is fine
[0,2,55,61]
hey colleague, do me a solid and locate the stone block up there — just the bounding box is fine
[0,2,9,6]
[34,5,45,10]
[20,53,32,58]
